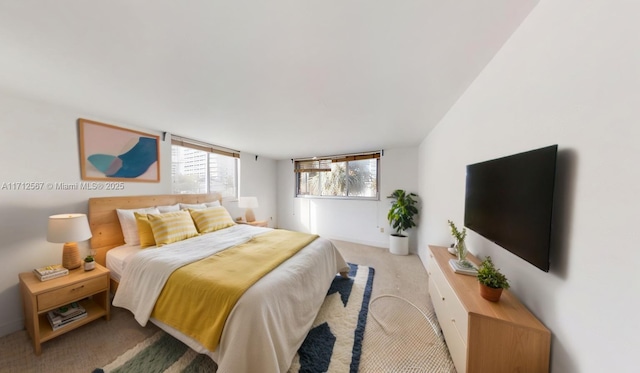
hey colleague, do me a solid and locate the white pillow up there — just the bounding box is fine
[180,203,207,210]
[116,207,160,245]
[205,201,221,207]
[156,204,180,213]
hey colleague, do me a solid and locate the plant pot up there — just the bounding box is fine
[479,283,503,302]
[389,234,409,255]
[84,261,95,271]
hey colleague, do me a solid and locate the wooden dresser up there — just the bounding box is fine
[427,245,550,373]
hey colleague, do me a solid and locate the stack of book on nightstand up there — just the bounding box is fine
[46,302,87,330]
[33,264,69,281]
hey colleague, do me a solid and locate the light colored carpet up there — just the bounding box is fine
[0,240,453,373]
[365,295,455,372]
[0,305,159,373]
[334,241,455,373]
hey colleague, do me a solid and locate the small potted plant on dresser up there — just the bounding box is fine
[476,256,510,302]
[84,255,95,271]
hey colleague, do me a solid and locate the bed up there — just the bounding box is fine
[88,193,349,373]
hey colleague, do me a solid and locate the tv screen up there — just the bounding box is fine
[464,145,558,272]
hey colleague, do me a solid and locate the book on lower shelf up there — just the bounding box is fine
[33,264,69,281]
[46,302,87,330]
[449,259,478,276]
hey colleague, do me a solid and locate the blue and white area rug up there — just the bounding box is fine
[95,263,374,373]
[289,263,374,373]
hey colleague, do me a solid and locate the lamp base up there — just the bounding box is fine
[62,242,82,270]
[245,208,256,223]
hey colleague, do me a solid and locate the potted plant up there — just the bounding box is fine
[84,255,95,271]
[387,189,419,255]
[476,256,510,302]
[447,220,470,266]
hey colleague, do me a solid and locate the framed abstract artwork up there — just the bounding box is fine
[78,118,160,182]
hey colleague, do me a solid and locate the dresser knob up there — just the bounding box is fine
[442,297,445,301]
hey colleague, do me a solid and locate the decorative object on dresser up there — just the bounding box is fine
[386,189,419,255]
[84,255,96,271]
[476,256,510,302]
[47,213,93,270]
[237,196,259,222]
[447,219,470,266]
[448,259,477,276]
[427,245,550,373]
[19,263,110,355]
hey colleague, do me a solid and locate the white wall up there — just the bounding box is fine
[227,153,278,227]
[277,147,419,250]
[0,90,278,337]
[417,1,640,372]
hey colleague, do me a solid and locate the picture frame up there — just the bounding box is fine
[78,118,160,182]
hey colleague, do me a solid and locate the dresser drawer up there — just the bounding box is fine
[428,258,469,343]
[429,252,469,373]
[37,276,108,311]
[430,276,467,372]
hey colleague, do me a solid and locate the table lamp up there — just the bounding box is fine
[47,213,93,270]
[238,197,259,223]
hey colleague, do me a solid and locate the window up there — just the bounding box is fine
[171,136,240,198]
[295,152,379,199]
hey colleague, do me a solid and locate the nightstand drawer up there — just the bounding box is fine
[37,276,108,311]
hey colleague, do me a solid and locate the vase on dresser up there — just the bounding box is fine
[455,239,467,262]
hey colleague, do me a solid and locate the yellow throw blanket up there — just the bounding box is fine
[150,229,318,351]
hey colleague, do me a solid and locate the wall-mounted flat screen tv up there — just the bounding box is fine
[464,145,558,272]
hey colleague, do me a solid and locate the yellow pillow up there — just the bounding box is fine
[134,212,156,248]
[147,210,199,246]
[189,206,236,233]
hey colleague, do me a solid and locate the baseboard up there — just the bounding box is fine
[0,318,23,338]
[326,235,392,251]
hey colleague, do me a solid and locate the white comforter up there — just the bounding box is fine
[112,224,348,373]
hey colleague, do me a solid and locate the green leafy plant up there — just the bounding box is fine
[447,220,470,264]
[476,256,510,289]
[387,189,419,236]
[447,220,466,242]
[84,255,94,263]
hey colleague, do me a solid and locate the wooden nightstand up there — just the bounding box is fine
[19,263,110,355]
[237,220,268,227]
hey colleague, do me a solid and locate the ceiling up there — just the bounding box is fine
[0,1,538,160]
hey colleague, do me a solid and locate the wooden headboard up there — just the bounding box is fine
[88,193,222,266]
